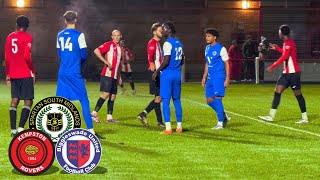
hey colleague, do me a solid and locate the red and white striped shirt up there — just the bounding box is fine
[121,47,134,73]
[269,39,300,74]
[147,38,162,70]
[98,41,121,79]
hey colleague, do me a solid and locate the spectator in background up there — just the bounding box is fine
[228,40,242,81]
[242,35,256,81]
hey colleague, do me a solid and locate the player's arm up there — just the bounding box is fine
[5,37,10,85]
[24,37,35,77]
[147,42,156,71]
[221,47,230,87]
[201,63,208,87]
[94,43,112,69]
[270,43,283,53]
[126,49,134,62]
[117,61,122,85]
[78,33,87,63]
[152,42,171,80]
[267,43,291,71]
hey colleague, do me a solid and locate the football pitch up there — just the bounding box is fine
[0,82,320,179]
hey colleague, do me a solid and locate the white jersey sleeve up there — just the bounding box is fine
[163,42,172,56]
[78,33,87,49]
[220,47,229,61]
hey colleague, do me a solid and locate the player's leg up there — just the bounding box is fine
[91,76,111,122]
[17,78,34,133]
[259,74,287,121]
[119,72,126,95]
[127,73,136,95]
[210,77,227,130]
[137,71,157,126]
[160,71,173,134]
[289,73,308,123]
[154,95,164,127]
[172,71,182,133]
[10,79,20,136]
[106,79,118,122]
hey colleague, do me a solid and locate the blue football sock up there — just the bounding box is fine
[214,98,225,122]
[162,98,171,123]
[173,99,182,123]
[80,98,93,129]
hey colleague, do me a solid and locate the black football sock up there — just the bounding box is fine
[144,100,155,114]
[272,92,281,109]
[130,82,135,91]
[154,102,163,124]
[10,107,17,130]
[108,99,115,115]
[18,106,31,129]
[296,94,306,113]
[94,97,106,112]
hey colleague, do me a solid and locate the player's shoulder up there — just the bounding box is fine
[284,39,295,49]
[148,38,157,45]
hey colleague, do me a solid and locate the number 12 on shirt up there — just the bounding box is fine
[175,47,183,60]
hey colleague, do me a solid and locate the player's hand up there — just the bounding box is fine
[118,77,123,86]
[6,75,10,86]
[152,71,159,81]
[266,66,273,72]
[269,43,277,50]
[150,64,156,72]
[32,73,36,84]
[224,77,230,88]
[201,78,206,87]
[106,63,113,70]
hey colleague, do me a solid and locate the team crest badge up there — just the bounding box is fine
[9,130,55,176]
[55,129,102,174]
[213,51,217,56]
[29,97,81,142]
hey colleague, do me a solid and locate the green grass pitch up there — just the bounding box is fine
[0,82,320,179]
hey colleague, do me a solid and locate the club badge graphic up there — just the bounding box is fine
[29,96,81,142]
[56,129,102,174]
[9,130,55,176]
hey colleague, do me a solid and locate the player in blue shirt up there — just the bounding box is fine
[56,11,104,139]
[202,28,231,130]
[152,21,184,135]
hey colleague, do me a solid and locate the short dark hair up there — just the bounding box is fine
[64,11,77,24]
[151,22,162,33]
[163,21,176,35]
[16,15,29,31]
[205,28,219,38]
[279,25,290,36]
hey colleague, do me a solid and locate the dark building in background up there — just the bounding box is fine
[0,0,319,81]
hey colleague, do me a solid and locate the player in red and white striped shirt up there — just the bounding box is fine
[137,22,165,128]
[91,30,123,123]
[119,40,136,95]
[259,25,308,124]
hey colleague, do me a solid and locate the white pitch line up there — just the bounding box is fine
[183,99,320,138]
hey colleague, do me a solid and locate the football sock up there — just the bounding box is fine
[11,129,17,134]
[296,94,306,113]
[94,97,106,112]
[18,127,24,133]
[173,99,182,123]
[214,98,225,123]
[154,102,163,124]
[177,122,182,129]
[269,109,277,118]
[302,112,308,120]
[272,92,281,109]
[88,128,95,134]
[107,99,115,115]
[18,106,31,129]
[80,98,93,129]
[10,107,17,130]
[107,114,113,120]
[165,122,171,131]
[145,100,155,114]
[130,82,135,91]
[162,98,171,123]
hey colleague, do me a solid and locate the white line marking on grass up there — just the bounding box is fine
[183,99,320,138]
